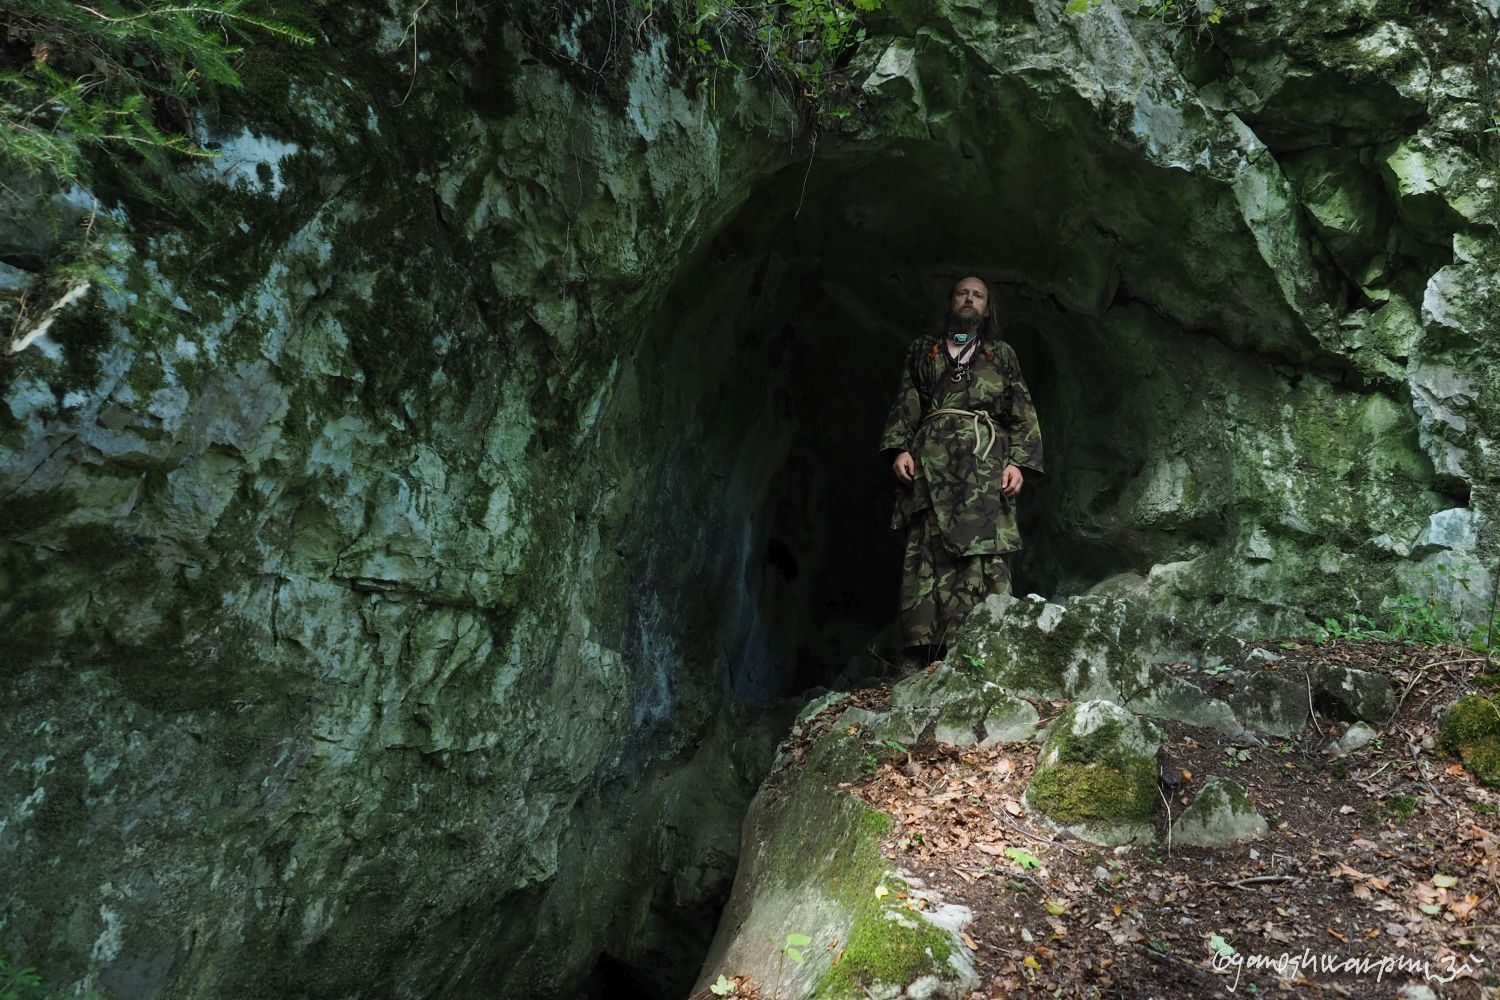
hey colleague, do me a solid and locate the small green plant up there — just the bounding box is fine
[682,0,882,102]
[961,652,984,673]
[1385,593,1456,645]
[708,973,735,997]
[898,830,925,850]
[1222,747,1250,769]
[1385,794,1419,820]
[1312,612,1387,643]
[1,1,313,195]
[768,932,811,998]
[1004,846,1041,869]
[880,739,911,754]
[0,953,99,1000]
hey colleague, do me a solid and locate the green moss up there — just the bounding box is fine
[745,732,965,998]
[1441,695,1500,785]
[812,905,955,1000]
[1027,705,1160,825]
[1385,795,1419,820]
[1027,757,1158,824]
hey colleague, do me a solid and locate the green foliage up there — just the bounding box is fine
[1065,0,1226,29]
[1306,561,1497,649]
[662,0,882,102]
[0,1,312,197]
[0,953,99,1000]
[1385,593,1457,645]
[1311,612,1387,643]
[781,932,812,967]
[1004,846,1041,869]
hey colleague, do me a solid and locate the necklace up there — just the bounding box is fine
[946,338,980,383]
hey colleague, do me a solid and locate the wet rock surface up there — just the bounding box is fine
[3,0,1499,995]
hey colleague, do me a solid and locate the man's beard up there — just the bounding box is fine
[947,309,984,338]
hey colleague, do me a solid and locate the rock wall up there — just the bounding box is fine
[2,0,1498,996]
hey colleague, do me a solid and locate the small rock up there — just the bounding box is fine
[1242,647,1283,668]
[1329,721,1377,756]
[1397,985,1437,1000]
[1024,700,1163,845]
[1315,664,1396,723]
[1170,777,1267,847]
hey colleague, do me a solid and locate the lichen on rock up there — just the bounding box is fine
[1169,776,1268,847]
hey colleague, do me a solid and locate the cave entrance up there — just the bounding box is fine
[641,136,1227,697]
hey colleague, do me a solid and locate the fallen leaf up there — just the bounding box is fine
[961,931,978,951]
[1433,874,1458,888]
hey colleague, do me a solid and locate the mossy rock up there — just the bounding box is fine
[1169,777,1267,847]
[1315,665,1396,724]
[891,664,1038,747]
[697,731,979,999]
[1440,695,1500,786]
[1023,700,1163,846]
[1223,669,1309,737]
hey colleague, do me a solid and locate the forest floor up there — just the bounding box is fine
[714,639,1500,1000]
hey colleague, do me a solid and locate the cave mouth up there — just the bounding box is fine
[640,138,1276,701]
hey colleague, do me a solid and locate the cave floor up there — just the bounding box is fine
[717,641,1500,999]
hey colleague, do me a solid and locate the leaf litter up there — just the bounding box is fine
[702,639,1498,999]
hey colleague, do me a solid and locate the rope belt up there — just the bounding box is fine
[922,408,999,462]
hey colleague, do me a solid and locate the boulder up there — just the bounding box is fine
[1315,665,1397,723]
[1170,777,1268,847]
[1440,695,1500,785]
[891,664,1039,747]
[697,732,980,1000]
[1024,700,1164,846]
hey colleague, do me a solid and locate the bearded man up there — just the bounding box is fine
[880,275,1044,667]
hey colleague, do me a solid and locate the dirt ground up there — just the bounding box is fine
[769,639,1500,999]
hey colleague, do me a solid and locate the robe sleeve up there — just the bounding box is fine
[997,343,1044,473]
[880,340,925,455]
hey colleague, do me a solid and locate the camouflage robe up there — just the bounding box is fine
[880,336,1044,648]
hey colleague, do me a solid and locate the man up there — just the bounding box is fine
[880,275,1044,668]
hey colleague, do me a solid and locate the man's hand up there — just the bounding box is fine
[1002,464,1024,498]
[892,451,915,484]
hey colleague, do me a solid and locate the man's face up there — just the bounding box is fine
[951,278,989,319]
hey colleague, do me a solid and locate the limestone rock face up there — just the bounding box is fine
[890,663,1040,747]
[3,0,1499,994]
[1024,700,1165,845]
[953,595,1251,738]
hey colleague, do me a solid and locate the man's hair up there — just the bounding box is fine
[934,275,1002,342]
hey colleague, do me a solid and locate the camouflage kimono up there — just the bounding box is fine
[880,336,1044,649]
